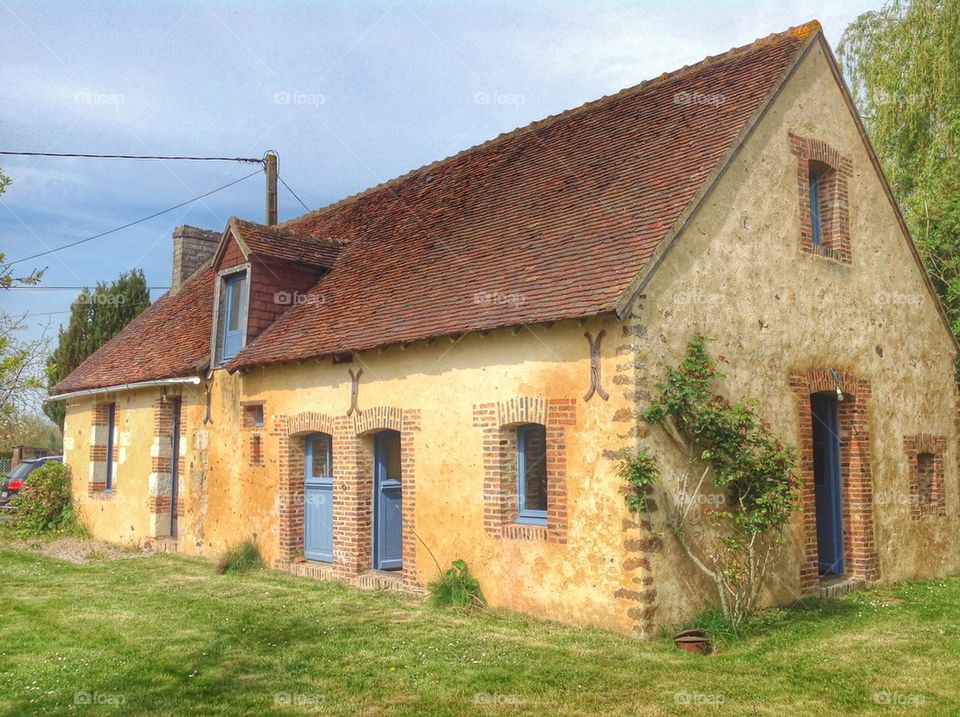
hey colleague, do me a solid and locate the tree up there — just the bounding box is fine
[0,313,49,444]
[0,169,44,288]
[838,0,960,333]
[44,270,151,428]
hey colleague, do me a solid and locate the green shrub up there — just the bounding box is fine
[428,559,485,609]
[10,462,82,536]
[216,540,265,574]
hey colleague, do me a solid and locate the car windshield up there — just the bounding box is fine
[5,463,33,481]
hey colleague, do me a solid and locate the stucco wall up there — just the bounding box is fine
[630,41,960,629]
[66,315,641,633]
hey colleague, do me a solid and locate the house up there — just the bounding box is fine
[52,20,960,636]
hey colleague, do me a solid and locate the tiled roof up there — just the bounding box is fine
[228,22,815,369]
[230,218,343,269]
[52,266,215,394]
[52,21,819,393]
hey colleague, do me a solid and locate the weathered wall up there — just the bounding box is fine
[628,41,960,629]
[65,316,643,633]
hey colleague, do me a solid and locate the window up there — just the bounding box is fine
[219,271,248,362]
[916,452,935,509]
[809,161,828,246]
[306,433,332,480]
[517,423,547,525]
[105,402,116,491]
[242,403,264,428]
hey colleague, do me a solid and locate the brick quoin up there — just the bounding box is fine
[790,369,879,593]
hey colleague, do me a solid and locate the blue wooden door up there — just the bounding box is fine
[812,393,844,575]
[373,430,403,571]
[304,434,333,562]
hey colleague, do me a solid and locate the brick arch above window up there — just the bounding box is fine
[473,397,575,544]
[788,133,853,264]
[353,406,404,435]
[285,411,336,437]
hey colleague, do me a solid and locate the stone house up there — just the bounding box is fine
[52,20,960,636]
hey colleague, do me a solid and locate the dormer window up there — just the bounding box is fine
[215,267,249,364]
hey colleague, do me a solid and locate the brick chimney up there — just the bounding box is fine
[172,225,220,291]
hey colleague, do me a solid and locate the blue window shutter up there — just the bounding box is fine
[517,424,548,525]
[221,273,247,361]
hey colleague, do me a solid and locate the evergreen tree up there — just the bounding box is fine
[44,271,150,428]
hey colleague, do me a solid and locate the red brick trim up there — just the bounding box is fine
[275,408,421,589]
[789,133,853,264]
[790,369,879,593]
[473,397,574,544]
[249,434,264,467]
[903,434,947,519]
[88,402,116,494]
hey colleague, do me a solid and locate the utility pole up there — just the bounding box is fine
[265,151,278,225]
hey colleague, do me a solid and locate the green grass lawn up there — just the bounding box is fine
[0,546,958,716]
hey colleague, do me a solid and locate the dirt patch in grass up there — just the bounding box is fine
[4,537,150,564]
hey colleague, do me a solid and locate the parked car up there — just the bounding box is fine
[0,456,62,509]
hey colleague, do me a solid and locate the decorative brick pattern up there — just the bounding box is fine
[249,434,264,467]
[789,133,853,263]
[790,369,879,593]
[903,434,947,519]
[473,397,574,543]
[146,397,186,537]
[353,406,403,435]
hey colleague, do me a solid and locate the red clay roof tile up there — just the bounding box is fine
[53,22,818,393]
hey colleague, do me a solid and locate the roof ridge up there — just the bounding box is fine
[279,19,821,230]
[231,215,348,245]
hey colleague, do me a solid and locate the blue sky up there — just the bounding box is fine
[1,0,880,344]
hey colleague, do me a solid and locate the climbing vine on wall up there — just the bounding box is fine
[622,336,799,629]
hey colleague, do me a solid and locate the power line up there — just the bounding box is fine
[278,173,312,213]
[6,286,170,290]
[0,150,263,163]
[6,169,262,266]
